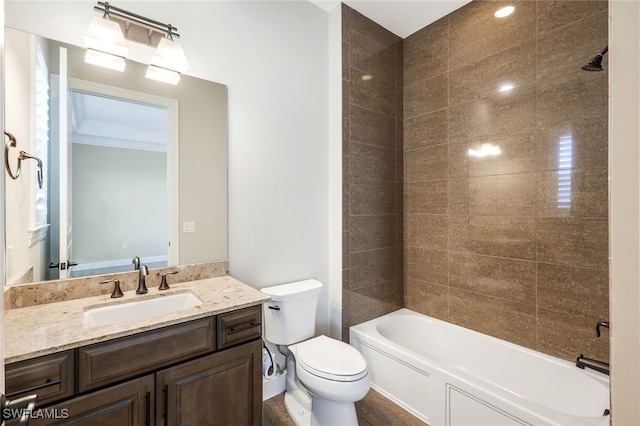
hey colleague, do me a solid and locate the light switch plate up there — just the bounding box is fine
[183,221,196,233]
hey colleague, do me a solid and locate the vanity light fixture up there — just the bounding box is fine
[85,1,188,83]
[494,5,515,18]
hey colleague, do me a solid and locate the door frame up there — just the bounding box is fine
[66,78,179,266]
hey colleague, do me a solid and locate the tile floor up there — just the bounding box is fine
[263,389,425,426]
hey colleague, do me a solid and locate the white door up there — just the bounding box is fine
[58,47,74,279]
[49,47,73,279]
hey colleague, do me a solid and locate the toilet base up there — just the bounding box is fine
[284,390,311,426]
[310,397,358,426]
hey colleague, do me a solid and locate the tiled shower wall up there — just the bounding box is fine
[342,5,404,340]
[343,0,609,363]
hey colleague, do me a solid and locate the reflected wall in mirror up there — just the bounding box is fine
[5,27,228,286]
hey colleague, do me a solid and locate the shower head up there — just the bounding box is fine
[582,46,608,71]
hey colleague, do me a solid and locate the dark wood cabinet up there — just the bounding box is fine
[5,306,263,426]
[78,317,215,392]
[157,339,262,426]
[31,374,155,426]
[5,350,74,406]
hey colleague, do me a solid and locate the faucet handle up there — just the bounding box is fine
[101,279,124,298]
[596,321,609,337]
[159,271,178,290]
[132,256,140,270]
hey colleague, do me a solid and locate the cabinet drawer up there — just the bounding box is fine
[30,374,155,426]
[5,350,74,406]
[217,305,262,350]
[78,317,214,392]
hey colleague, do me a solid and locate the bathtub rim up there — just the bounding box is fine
[349,308,610,426]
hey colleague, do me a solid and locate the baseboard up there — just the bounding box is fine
[263,371,286,401]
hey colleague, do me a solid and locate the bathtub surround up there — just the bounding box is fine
[342,5,404,340]
[343,0,609,363]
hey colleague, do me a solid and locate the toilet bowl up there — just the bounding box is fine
[261,280,370,426]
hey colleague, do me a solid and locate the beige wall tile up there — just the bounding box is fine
[350,104,397,148]
[350,142,397,182]
[347,7,401,53]
[404,73,449,119]
[537,11,608,80]
[405,180,448,215]
[351,179,397,216]
[537,1,608,34]
[351,215,398,252]
[448,0,536,69]
[448,130,536,179]
[351,247,399,290]
[404,214,448,250]
[449,288,536,348]
[404,34,448,88]
[536,72,608,127]
[449,215,537,260]
[449,41,535,106]
[404,109,448,151]
[350,30,397,84]
[537,308,609,362]
[535,115,608,174]
[350,68,398,116]
[537,263,609,318]
[448,85,536,144]
[537,217,608,269]
[405,246,448,285]
[466,173,537,216]
[404,278,449,320]
[404,144,448,182]
[448,252,536,304]
[537,170,608,218]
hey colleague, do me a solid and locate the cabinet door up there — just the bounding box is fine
[30,374,154,426]
[157,340,262,426]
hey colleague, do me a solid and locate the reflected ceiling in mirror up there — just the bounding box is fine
[4,27,228,286]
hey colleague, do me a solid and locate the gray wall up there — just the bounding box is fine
[72,144,167,263]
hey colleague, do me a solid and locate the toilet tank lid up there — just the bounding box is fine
[260,279,322,301]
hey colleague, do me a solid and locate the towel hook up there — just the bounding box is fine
[4,131,44,189]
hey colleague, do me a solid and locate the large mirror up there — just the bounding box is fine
[4,28,228,285]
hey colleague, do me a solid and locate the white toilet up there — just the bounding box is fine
[261,279,370,426]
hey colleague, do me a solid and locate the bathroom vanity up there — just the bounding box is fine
[3,276,269,425]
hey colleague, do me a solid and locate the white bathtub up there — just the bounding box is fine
[350,309,610,426]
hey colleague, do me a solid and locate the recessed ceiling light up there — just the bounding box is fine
[495,5,515,18]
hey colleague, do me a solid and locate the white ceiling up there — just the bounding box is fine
[314,0,472,38]
[70,91,168,152]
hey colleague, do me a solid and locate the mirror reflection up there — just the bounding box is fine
[5,28,228,286]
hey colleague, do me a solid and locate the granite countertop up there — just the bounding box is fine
[4,275,270,364]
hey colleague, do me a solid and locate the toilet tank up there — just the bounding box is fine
[261,279,322,345]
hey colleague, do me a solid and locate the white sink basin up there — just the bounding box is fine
[83,292,203,328]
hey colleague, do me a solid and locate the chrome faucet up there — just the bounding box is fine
[136,264,149,294]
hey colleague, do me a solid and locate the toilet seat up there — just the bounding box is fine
[295,335,367,382]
